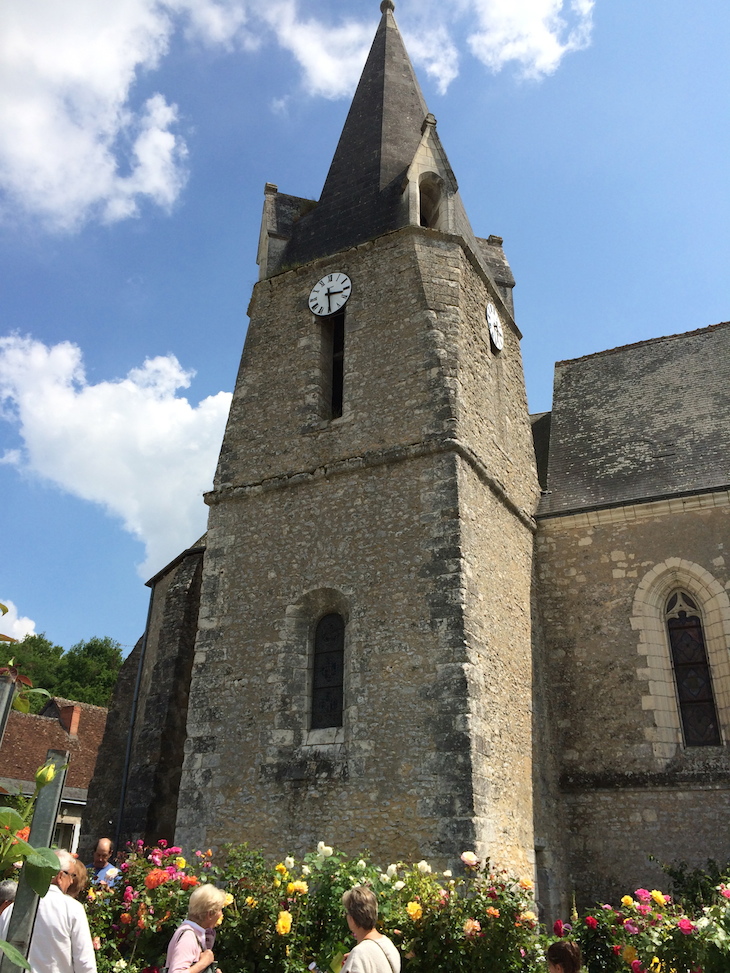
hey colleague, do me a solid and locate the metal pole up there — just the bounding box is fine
[0,749,70,973]
[0,676,15,751]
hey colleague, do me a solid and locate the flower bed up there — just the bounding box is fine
[83,842,730,973]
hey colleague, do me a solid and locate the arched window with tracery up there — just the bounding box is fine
[311,612,345,729]
[666,591,722,746]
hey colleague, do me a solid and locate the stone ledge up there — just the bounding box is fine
[207,435,537,533]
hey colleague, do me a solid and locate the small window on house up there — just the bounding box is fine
[320,309,345,419]
[666,591,722,746]
[311,612,345,729]
[419,174,443,229]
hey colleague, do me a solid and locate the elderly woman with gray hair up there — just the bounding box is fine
[165,884,227,973]
[341,886,400,973]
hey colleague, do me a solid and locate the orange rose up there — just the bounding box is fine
[181,875,199,890]
[144,868,169,890]
[120,913,132,925]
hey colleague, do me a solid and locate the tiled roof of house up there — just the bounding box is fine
[0,697,107,792]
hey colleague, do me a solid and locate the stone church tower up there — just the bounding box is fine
[174,0,540,872]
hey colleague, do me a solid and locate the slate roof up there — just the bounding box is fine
[538,321,730,516]
[0,697,107,793]
[281,0,430,267]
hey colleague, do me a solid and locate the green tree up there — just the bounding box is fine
[7,633,122,711]
[55,636,123,707]
[8,634,64,712]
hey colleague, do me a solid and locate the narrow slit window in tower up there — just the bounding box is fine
[321,309,345,419]
[311,612,345,729]
[666,591,721,746]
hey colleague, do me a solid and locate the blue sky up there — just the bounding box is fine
[1,0,729,653]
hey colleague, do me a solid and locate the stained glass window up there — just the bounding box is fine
[666,591,721,747]
[311,612,345,729]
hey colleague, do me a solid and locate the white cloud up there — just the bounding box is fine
[0,335,232,579]
[0,600,36,643]
[261,1,373,100]
[464,0,595,78]
[0,0,595,230]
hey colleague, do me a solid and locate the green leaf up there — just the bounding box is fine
[0,938,31,970]
[26,847,60,870]
[0,808,26,833]
[11,695,29,713]
[22,848,59,897]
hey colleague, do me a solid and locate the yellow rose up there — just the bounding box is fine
[287,881,308,895]
[621,895,635,908]
[406,901,423,921]
[276,911,293,935]
[224,893,234,906]
[650,890,666,906]
[519,878,534,890]
[273,878,281,888]
[275,863,288,875]
[35,763,56,788]
[622,946,638,963]
[245,897,258,908]
[175,857,186,869]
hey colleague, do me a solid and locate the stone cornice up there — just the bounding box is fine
[206,435,537,533]
[537,487,730,530]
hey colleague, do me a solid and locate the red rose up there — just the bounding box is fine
[585,916,598,929]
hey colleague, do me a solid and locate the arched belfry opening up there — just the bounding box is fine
[419,172,444,229]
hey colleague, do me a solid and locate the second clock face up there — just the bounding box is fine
[308,273,352,316]
[486,302,504,351]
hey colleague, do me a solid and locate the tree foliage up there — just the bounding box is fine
[6,634,122,711]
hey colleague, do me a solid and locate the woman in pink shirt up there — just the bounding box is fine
[165,885,227,973]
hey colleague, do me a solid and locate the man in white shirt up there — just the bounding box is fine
[0,849,97,973]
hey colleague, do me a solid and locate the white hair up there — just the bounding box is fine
[55,849,74,872]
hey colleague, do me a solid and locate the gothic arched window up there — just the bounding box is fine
[666,591,721,746]
[311,613,345,729]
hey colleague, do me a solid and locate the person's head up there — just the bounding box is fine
[67,860,88,899]
[54,850,77,894]
[342,886,378,933]
[546,941,582,973]
[187,884,228,929]
[0,880,17,914]
[93,838,113,869]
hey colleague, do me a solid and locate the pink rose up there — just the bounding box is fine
[678,918,696,935]
[635,888,651,903]
[92,938,101,951]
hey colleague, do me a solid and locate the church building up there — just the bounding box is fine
[84,1,730,914]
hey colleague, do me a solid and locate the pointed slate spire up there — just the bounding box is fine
[282,1,430,266]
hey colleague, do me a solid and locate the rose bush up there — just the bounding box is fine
[85,844,540,973]
[83,843,730,973]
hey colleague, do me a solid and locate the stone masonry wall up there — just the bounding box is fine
[176,225,541,872]
[536,494,730,904]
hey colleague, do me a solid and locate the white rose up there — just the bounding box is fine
[386,864,398,878]
[357,860,367,869]
[393,881,405,891]
[302,865,311,876]
[416,860,432,875]
[379,873,391,883]
[284,857,295,869]
[442,870,452,878]
[105,867,119,880]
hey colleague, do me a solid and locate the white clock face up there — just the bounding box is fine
[308,272,352,316]
[486,302,504,351]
